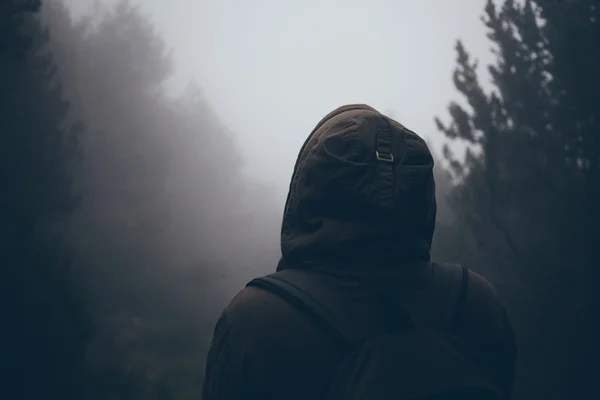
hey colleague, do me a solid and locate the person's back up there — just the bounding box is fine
[202,105,516,400]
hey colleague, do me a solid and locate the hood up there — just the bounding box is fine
[278,104,436,271]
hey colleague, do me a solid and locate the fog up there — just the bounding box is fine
[65,0,494,185]
[38,2,286,394]
[44,0,479,305]
[47,0,284,271]
[7,0,597,398]
[34,1,471,394]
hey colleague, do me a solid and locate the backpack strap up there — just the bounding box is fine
[247,269,360,348]
[247,264,470,346]
[450,264,469,332]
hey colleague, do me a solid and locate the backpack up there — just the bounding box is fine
[247,263,505,400]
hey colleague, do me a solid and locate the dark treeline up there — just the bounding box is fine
[3,0,280,398]
[1,1,90,399]
[433,0,599,398]
[1,0,596,399]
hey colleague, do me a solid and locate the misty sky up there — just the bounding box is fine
[66,0,494,188]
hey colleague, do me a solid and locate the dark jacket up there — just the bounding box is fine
[202,104,517,400]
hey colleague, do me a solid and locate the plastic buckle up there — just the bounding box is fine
[376,151,394,163]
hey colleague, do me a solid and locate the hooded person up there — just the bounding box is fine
[202,105,516,400]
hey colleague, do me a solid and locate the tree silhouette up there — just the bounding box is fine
[436,1,599,398]
[39,1,282,397]
[0,1,92,398]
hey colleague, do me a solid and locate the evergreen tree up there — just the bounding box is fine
[0,1,91,398]
[436,0,599,398]
[42,1,262,397]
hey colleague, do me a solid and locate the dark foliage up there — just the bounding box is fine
[434,0,599,398]
[7,0,596,398]
[36,1,280,398]
[0,0,92,398]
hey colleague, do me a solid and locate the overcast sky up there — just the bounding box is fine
[66,0,494,188]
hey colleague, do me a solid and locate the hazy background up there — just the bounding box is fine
[3,0,598,399]
[65,0,493,184]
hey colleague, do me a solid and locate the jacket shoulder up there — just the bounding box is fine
[224,283,342,348]
[462,268,517,395]
[463,268,509,334]
[207,285,343,399]
[225,285,302,335]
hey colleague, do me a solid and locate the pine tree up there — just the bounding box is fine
[0,1,92,398]
[435,0,599,398]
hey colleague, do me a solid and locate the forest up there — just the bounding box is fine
[1,0,597,399]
